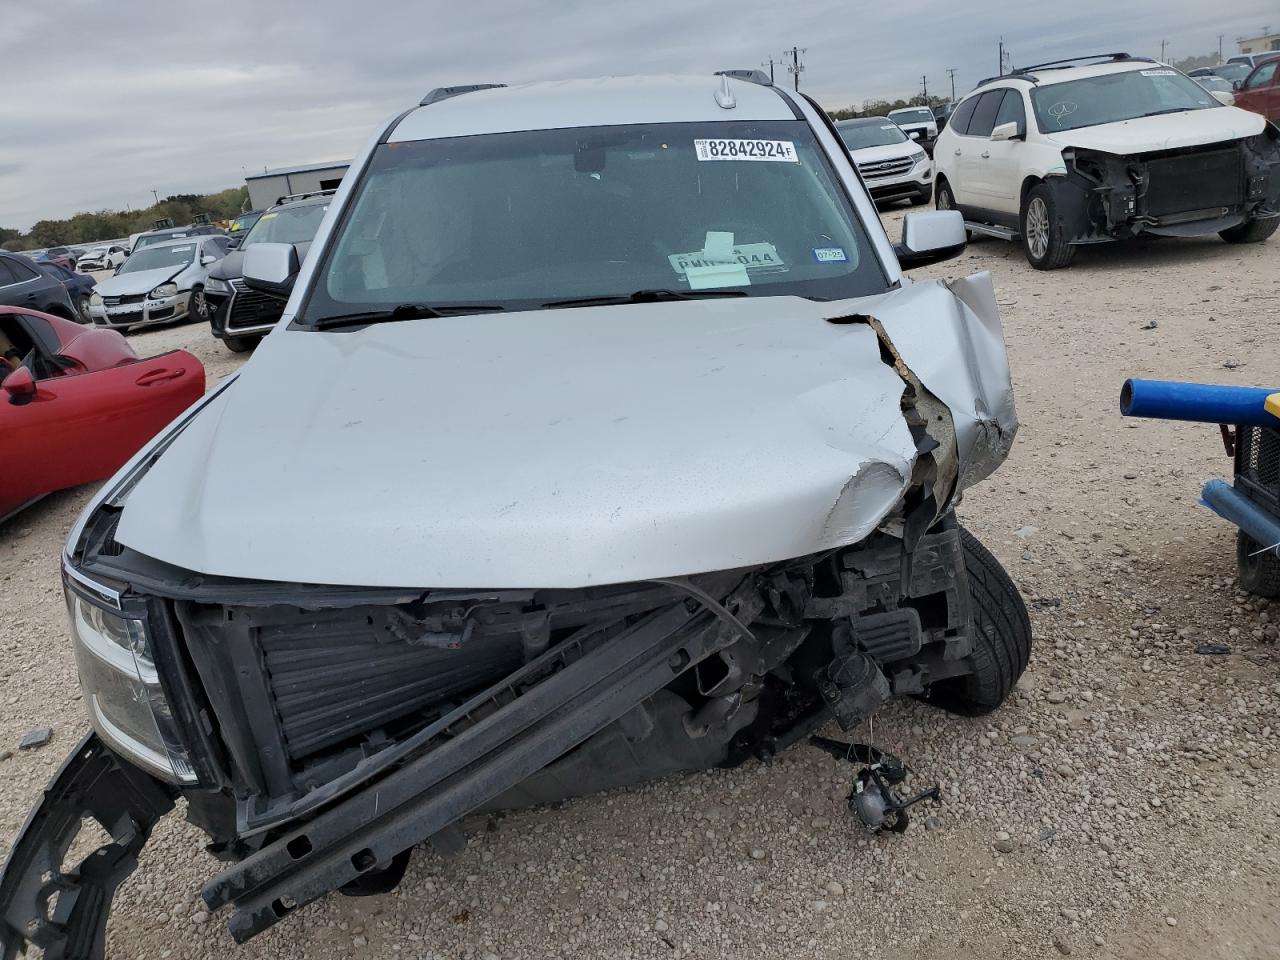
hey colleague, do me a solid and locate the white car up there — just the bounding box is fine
[4,73,1028,954]
[87,234,230,332]
[887,106,939,143]
[835,117,933,205]
[76,244,127,271]
[933,53,1280,268]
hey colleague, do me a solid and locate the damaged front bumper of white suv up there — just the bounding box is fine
[1,274,1020,956]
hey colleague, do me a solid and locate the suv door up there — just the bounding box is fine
[1237,61,1278,119]
[0,349,205,518]
[953,90,1004,210]
[978,90,1029,215]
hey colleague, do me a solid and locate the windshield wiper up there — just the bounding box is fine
[542,289,749,310]
[1139,108,1195,118]
[310,303,506,330]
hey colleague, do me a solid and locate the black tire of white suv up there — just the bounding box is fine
[1219,216,1280,245]
[1020,183,1076,270]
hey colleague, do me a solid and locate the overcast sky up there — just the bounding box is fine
[2,0,1274,229]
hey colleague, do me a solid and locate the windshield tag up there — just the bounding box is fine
[813,247,847,263]
[668,242,786,277]
[685,262,750,290]
[694,139,798,162]
[1140,69,1176,76]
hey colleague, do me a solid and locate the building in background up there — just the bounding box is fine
[245,160,350,210]
[1238,32,1280,55]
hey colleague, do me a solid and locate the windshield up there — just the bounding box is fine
[242,203,329,247]
[230,212,261,233]
[119,243,196,274]
[306,120,886,321]
[1211,63,1252,82]
[1195,76,1233,93]
[135,232,189,250]
[1031,68,1217,133]
[837,121,909,150]
[889,109,934,124]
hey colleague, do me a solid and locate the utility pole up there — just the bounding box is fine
[783,46,806,92]
[150,189,160,206]
[920,75,928,100]
[1218,34,1224,61]
[947,67,957,102]
[762,57,776,83]
[1160,39,1168,62]
[998,37,1004,76]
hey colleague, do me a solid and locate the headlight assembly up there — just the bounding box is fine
[63,562,196,783]
[90,292,103,306]
[149,282,178,299]
[204,277,230,294]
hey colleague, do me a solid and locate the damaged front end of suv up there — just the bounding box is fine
[1053,126,1280,242]
[3,76,1026,957]
[0,275,1023,956]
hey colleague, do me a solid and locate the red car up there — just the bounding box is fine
[0,305,205,520]
[1235,60,1280,123]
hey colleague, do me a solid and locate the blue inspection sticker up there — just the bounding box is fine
[813,247,847,263]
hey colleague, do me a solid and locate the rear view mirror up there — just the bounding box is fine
[990,121,1021,141]
[2,366,36,404]
[243,242,300,298]
[894,210,967,269]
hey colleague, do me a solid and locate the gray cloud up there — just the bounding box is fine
[2,0,1274,228]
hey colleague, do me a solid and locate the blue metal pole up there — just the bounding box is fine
[1201,479,1280,550]
[1120,379,1280,428]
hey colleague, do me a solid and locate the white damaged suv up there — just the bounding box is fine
[933,53,1280,268]
[1,74,1027,953]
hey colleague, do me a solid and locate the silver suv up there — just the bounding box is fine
[2,73,1025,953]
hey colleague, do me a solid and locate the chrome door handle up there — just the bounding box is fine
[980,150,990,158]
[953,149,962,156]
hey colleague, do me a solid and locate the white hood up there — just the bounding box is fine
[1045,106,1266,154]
[94,265,182,297]
[115,277,1016,588]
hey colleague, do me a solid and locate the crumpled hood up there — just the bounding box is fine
[1044,106,1266,154]
[116,275,1017,588]
[94,266,182,296]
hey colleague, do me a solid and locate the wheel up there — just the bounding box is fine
[934,180,971,239]
[190,286,212,323]
[1219,217,1279,244]
[1020,184,1076,270]
[910,186,933,206]
[223,335,260,354]
[926,528,1032,716]
[1237,530,1280,598]
[77,295,92,323]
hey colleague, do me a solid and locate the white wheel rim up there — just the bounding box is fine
[1026,197,1049,260]
[194,290,208,318]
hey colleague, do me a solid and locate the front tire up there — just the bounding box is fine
[1220,217,1279,244]
[77,295,92,323]
[223,335,260,354]
[1237,530,1280,598]
[910,185,933,207]
[1020,184,1075,269]
[191,286,212,323]
[926,528,1032,716]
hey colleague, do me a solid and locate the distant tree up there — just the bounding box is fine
[1172,52,1220,72]
[827,93,946,121]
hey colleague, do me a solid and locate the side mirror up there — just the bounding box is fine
[1209,90,1235,106]
[894,210,967,270]
[909,130,921,140]
[990,121,1021,141]
[242,242,300,298]
[226,235,241,249]
[2,366,36,404]
[200,255,218,266]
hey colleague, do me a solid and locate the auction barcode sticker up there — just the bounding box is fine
[694,139,798,162]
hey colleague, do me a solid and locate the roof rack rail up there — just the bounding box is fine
[1012,52,1150,74]
[714,69,772,86]
[273,189,338,206]
[419,83,507,106]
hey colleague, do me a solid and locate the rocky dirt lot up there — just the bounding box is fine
[2,216,1278,959]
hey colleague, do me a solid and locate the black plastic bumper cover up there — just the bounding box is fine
[0,733,175,960]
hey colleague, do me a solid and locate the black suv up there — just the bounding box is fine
[0,252,79,321]
[204,192,333,352]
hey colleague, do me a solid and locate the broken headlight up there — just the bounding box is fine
[63,562,197,784]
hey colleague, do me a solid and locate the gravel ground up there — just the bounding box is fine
[2,220,1278,959]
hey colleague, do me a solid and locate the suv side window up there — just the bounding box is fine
[1246,62,1277,89]
[0,259,18,288]
[993,89,1027,136]
[948,95,980,136]
[965,91,1005,138]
